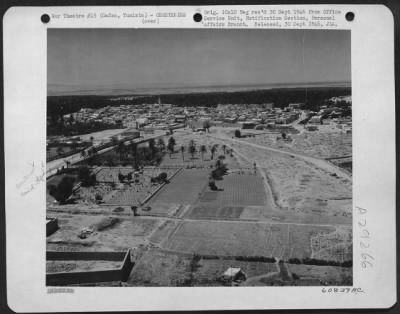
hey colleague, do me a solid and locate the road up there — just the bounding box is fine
[206,130,351,182]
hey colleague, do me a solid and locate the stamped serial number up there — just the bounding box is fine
[322,287,364,294]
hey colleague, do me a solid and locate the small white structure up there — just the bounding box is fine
[222,267,246,282]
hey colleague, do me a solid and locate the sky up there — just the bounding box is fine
[48,28,351,94]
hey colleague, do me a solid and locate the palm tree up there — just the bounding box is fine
[200,145,207,161]
[180,145,185,161]
[167,141,174,158]
[210,145,217,160]
[188,140,196,160]
[168,136,176,151]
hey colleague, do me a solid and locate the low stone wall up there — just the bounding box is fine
[46,250,133,286]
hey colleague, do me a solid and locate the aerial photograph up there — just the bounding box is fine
[46,28,352,287]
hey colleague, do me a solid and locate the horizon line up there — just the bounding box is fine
[48,81,351,97]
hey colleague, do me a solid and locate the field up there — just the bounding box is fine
[162,220,345,261]
[47,123,353,286]
[149,169,209,204]
[47,214,158,252]
[126,248,352,287]
[127,248,278,286]
[228,144,352,219]
[200,174,265,205]
[188,205,245,220]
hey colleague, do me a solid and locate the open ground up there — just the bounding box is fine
[47,125,352,286]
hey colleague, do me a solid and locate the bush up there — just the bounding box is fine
[94,217,119,231]
[53,176,74,204]
[234,129,241,138]
[341,260,352,268]
[95,194,102,201]
[48,184,56,196]
[288,258,301,264]
[113,207,124,213]
[79,166,96,187]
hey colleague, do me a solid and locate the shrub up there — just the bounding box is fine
[48,184,56,196]
[53,176,74,204]
[79,166,92,187]
[288,258,301,264]
[341,260,353,268]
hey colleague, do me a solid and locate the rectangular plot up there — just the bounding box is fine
[167,221,269,256]
[150,169,208,204]
[209,174,266,206]
[188,205,244,220]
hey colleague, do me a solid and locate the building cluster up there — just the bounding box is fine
[61,97,352,134]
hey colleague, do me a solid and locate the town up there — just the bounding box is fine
[46,88,353,287]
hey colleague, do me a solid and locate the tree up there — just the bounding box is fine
[188,140,196,159]
[168,136,176,147]
[180,145,185,161]
[127,172,133,181]
[90,136,94,143]
[79,166,96,187]
[53,176,74,204]
[200,145,207,161]
[131,206,138,216]
[222,144,226,155]
[167,141,174,158]
[148,138,156,159]
[210,145,217,160]
[80,150,86,159]
[234,129,241,138]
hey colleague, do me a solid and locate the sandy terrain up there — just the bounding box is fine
[47,125,352,286]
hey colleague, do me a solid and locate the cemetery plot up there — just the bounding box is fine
[310,226,352,262]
